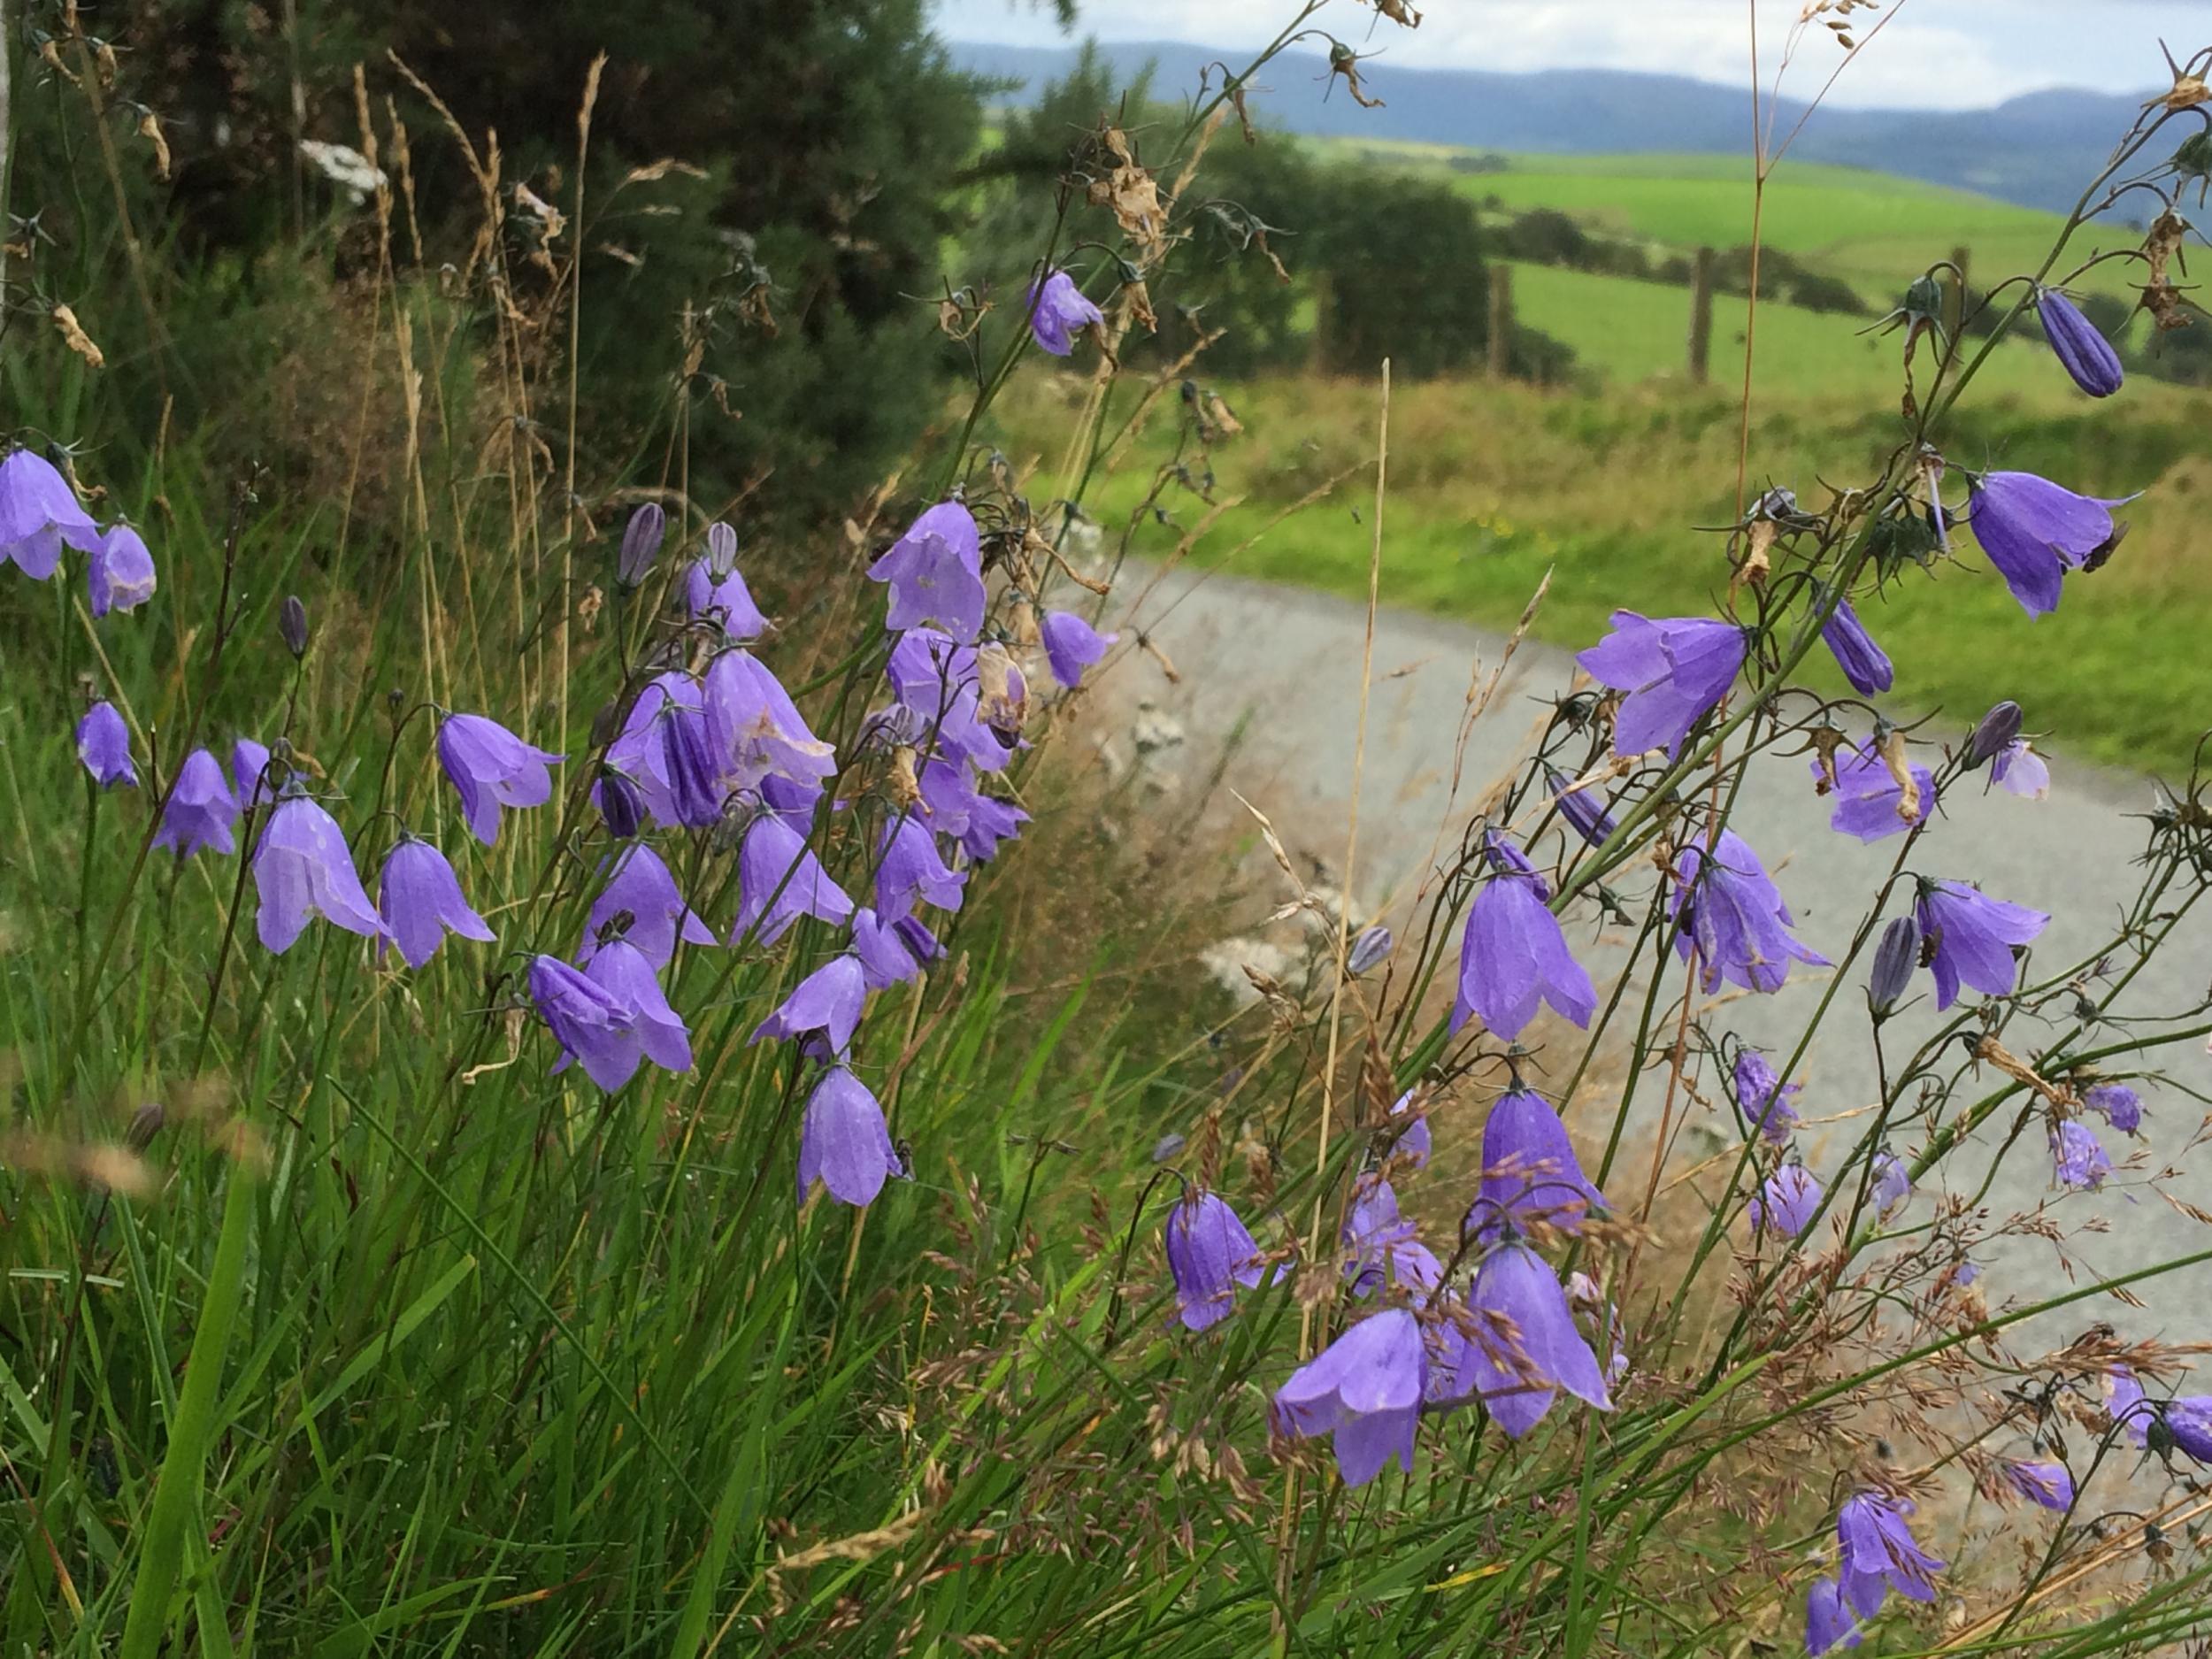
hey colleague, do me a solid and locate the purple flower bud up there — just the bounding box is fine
[798,1066,902,1207]
[278,594,310,657]
[685,522,768,639]
[1271,1308,1425,1486]
[749,954,867,1056]
[1965,471,2133,618]
[252,794,388,955]
[1025,267,1106,357]
[1819,594,1893,696]
[153,749,240,857]
[2036,287,2123,397]
[88,523,157,618]
[1164,1191,1269,1331]
[1577,611,1746,758]
[595,767,645,839]
[1039,610,1116,689]
[867,503,987,643]
[377,834,495,968]
[2085,1081,2143,1133]
[1546,769,1617,846]
[1868,915,1919,1012]
[660,700,725,828]
[0,449,102,578]
[618,503,666,588]
[1913,879,2047,1010]
[1347,923,1393,976]
[75,701,136,788]
[580,842,716,971]
[436,713,563,847]
[1966,701,2024,768]
[1751,1164,1824,1240]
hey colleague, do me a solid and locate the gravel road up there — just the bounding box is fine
[1102,563,2212,1335]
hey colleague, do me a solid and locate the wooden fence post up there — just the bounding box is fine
[1687,246,1715,384]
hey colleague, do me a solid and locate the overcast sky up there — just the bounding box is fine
[933,1,2205,110]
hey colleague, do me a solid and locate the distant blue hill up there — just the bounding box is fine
[949,40,2154,216]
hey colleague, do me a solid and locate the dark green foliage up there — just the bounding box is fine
[1308,169,1489,377]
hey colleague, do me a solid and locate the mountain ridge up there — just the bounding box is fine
[949,39,2154,215]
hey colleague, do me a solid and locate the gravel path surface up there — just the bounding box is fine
[1105,564,2212,1334]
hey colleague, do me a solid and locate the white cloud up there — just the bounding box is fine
[937,0,2208,111]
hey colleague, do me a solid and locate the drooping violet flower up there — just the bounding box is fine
[1734,1049,1801,1144]
[1816,737,1933,843]
[876,813,966,922]
[1836,1492,1945,1617]
[377,835,495,968]
[1752,1164,1824,1240]
[1576,611,1747,758]
[528,955,642,1091]
[2003,1460,2076,1510]
[88,523,156,617]
[1386,1089,1430,1171]
[661,697,726,828]
[2036,287,2123,397]
[1546,768,1617,846]
[1867,915,1920,1014]
[1872,1150,1912,1218]
[606,672,705,827]
[1450,833,1595,1041]
[1341,1177,1440,1296]
[1271,1307,1426,1487]
[685,522,770,639]
[253,794,388,954]
[921,757,1030,859]
[1992,740,2050,799]
[851,907,928,990]
[1966,471,2131,618]
[1820,595,1893,696]
[595,767,645,840]
[703,649,838,796]
[580,842,716,970]
[583,939,692,1078]
[1470,1088,1604,1240]
[2051,1120,2111,1189]
[1671,828,1829,995]
[2097,1364,2212,1463]
[749,954,867,1056]
[617,503,665,588]
[1967,700,2024,767]
[232,737,276,810]
[153,749,240,857]
[1434,1241,1613,1438]
[2085,1082,2143,1133]
[884,629,1005,772]
[1039,610,1116,689]
[1025,267,1106,357]
[1913,879,2047,1010]
[1164,1191,1269,1332]
[0,449,103,578]
[1348,923,1394,976]
[734,812,855,945]
[1805,1578,1863,1656]
[76,702,136,788]
[868,501,987,643]
[798,1067,902,1207]
[436,712,562,847]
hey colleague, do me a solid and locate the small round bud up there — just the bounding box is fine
[1346,924,1394,976]
[596,768,645,841]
